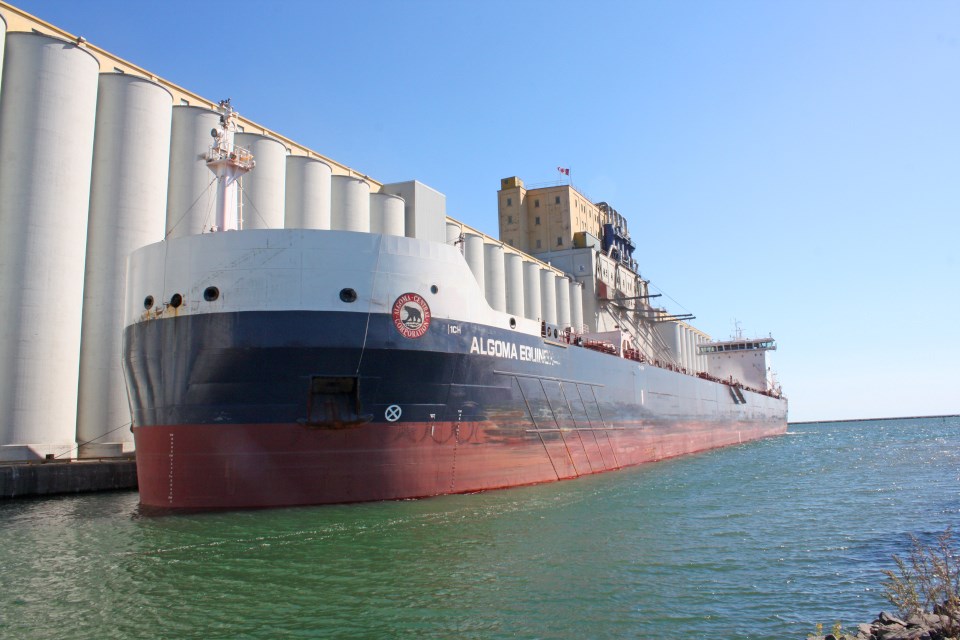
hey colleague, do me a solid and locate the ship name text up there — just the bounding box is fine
[469,336,556,365]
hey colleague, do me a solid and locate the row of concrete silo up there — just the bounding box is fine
[654,322,708,373]
[0,31,416,461]
[448,223,585,332]
[685,326,708,373]
[164,107,407,238]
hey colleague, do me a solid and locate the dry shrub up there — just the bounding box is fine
[882,527,960,628]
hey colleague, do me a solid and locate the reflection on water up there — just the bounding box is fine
[1,417,958,639]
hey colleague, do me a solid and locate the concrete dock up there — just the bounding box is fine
[0,459,137,499]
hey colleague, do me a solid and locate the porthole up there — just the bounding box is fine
[339,288,358,303]
[203,286,220,302]
[169,293,183,308]
[509,317,517,329]
[430,285,439,294]
[143,295,154,310]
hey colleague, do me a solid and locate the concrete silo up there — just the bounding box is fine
[0,33,100,460]
[369,192,405,237]
[234,133,286,230]
[569,280,584,333]
[463,233,485,294]
[483,243,506,312]
[165,105,220,238]
[445,220,462,246]
[284,156,331,229]
[0,14,6,91]
[539,269,558,325]
[504,252,525,318]
[76,73,172,457]
[330,175,370,232]
[555,276,571,329]
[523,261,542,322]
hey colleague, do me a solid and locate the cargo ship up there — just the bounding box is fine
[123,102,787,510]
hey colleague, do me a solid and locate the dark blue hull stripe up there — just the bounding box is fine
[123,310,787,430]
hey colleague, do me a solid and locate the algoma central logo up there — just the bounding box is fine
[391,293,431,339]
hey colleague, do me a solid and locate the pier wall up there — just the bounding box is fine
[0,460,137,498]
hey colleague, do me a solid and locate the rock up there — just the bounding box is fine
[919,611,956,637]
[880,612,909,627]
[887,627,932,640]
[907,614,925,627]
[878,628,929,640]
[811,603,960,640]
[921,612,946,627]
[932,602,959,621]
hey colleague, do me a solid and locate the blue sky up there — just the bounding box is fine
[11,0,959,422]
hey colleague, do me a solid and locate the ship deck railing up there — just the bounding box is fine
[557,326,784,401]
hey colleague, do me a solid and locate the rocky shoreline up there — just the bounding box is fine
[808,605,959,640]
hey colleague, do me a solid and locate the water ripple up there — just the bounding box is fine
[0,417,958,639]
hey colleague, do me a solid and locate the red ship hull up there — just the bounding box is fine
[134,419,785,510]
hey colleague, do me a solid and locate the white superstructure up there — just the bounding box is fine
[124,230,534,335]
[701,337,779,394]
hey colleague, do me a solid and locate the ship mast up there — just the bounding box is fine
[205,99,254,231]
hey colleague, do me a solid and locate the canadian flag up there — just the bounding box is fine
[557,167,570,175]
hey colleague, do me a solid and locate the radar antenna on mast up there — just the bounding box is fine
[205,99,254,232]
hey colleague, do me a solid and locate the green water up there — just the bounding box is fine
[2,417,959,639]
